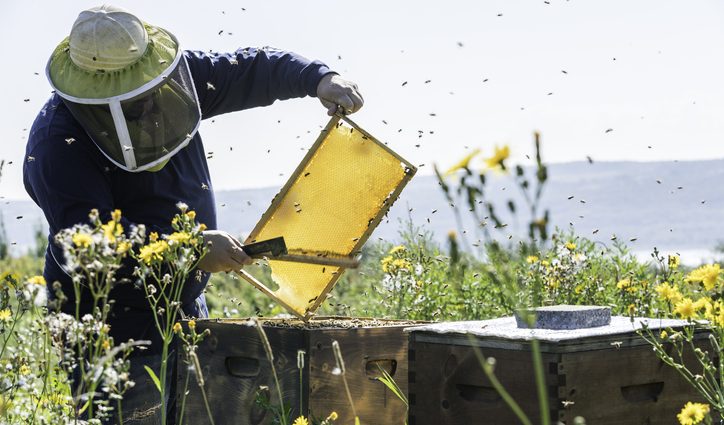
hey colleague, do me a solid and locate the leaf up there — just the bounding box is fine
[144,365,162,393]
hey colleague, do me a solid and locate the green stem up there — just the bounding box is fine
[177,367,191,425]
[117,398,123,425]
[160,342,169,425]
[469,339,532,425]
[530,338,550,425]
[199,382,217,425]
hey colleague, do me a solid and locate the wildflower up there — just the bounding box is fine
[176,201,189,212]
[526,255,539,264]
[693,297,712,314]
[188,320,196,330]
[616,278,631,291]
[149,232,159,242]
[627,304,636,316]
[293,417,309,425]
[484,145,510,169]
[19,365,30,376]
[199,223,207,231]
[391,258,412,271]
[676,402,709,425]
[139,240,169,265]
[445,149,480,175]
[101,220,123,243]
[0,310,11,321]
[116,241,132,254]
[381,256,393,273]
[565,242,576,251]
[668,254,680,270]
[574,284,584,294]
[26,276,46,286]
[326,412,339,421]
[389,245,406,255]
[186,210,196,220]
[111,209,122,222]
[167,231,192,245]
[72,232,93,248]
[656,282,683,303]
[173,322,182,334]
[660,330,668,340]
[101,340,110,350]
[674,298,696,320]
[686,264,721,291]
[548,278,560,289]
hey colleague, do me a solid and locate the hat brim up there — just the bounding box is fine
[48,24,177,100]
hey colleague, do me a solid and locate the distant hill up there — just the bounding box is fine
[4,160,724,262]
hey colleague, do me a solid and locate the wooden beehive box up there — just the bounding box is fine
[176,317,420,425]
[406,316,709,425]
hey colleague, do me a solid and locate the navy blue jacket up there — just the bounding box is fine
[24,48,332,350]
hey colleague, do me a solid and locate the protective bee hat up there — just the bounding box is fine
[46,5,201,172]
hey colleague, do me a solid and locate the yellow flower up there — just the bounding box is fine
[693,297,712,314]
[19,365,30,376]
[484,145,510,169]
[656,282,683,303]
[548,278,560,289]
[111,209,122,222]
[149,232,159,242]
[686,264,721,291]
[188,320,196,330]
[72,232,93,248]
[139,240,169,265]
[389,245,406,255]
[565,242,576,251]
[616,278,631,291]
[668,254,680,270]
[101,221,123,243]
[674,298,696,320]
[0,309,11,321]
[173,322,182,334]
[574,284,584,294]
[627,304,636,316]
[293,416,309,425]
[526,255,539,264]
[326,412,338,421]
[392,258,412,271]
[27,276,46,286]
[199,223,207,232]
[186,210,197,220]
[540,260,550,268]
[381,256,393,273]
[167,232,192,245]
[116,241,132,255]
[101,340,110,350]
[445,149,481,175]
[677,402,709,425]
[660,330,668,339]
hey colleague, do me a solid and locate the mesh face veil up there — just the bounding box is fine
[47,46,201,172]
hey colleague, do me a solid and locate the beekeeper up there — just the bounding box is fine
[23,4,363,421]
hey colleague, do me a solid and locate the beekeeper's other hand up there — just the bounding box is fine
[317,74,364,116]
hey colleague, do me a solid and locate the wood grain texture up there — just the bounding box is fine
[176,319,411,425]
[408,331,709,425]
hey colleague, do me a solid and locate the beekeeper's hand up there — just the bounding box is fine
[197,230,253,273]
[317,74,364,116]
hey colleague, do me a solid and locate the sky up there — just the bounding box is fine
[1,0,723,201]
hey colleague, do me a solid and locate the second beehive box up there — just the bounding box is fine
[406,316,709,425]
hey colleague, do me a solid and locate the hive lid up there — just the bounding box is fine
[405,316,698,352]
[240,113,416,320]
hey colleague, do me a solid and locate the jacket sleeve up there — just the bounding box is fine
[184,47,334,119]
